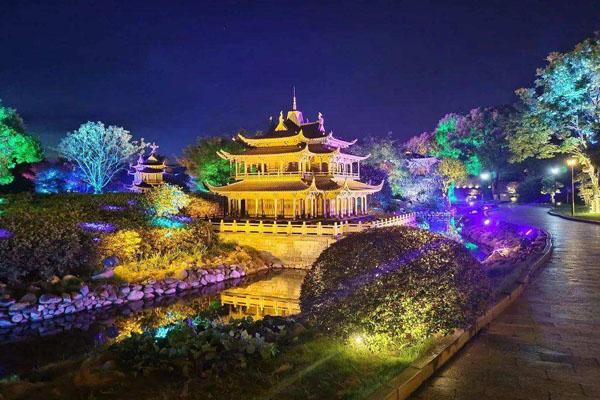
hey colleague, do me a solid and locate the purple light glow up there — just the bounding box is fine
[483,219,491,226]
[100,205,125,212]
[79,222,117,233]
[169,215,193,223]
[0,229,13,239]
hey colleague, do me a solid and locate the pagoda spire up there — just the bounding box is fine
[292,86,297,111]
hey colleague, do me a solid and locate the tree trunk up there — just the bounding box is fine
[582,160,600,213]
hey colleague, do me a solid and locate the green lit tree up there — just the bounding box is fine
[438,158,467,204]
[356,132,407,196]
[179,135,244,191]
[0,102,43,185]
[58,121,146,193]
[508,36,600,211]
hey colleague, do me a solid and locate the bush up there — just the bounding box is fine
[184,194,222,218]
[0,212,97,286]
[300,226,490,347]
[144,184,190,217]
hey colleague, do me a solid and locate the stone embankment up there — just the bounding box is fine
[0,265,248,329]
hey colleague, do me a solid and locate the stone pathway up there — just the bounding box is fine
[411,205,600,400]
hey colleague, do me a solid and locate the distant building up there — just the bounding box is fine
[207,91,382,219]
[128,143,184,192]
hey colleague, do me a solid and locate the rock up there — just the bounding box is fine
[143,293,155,300]
[174,269,189,280]
[49,275,61,285]
[131,284,143,291]
[126,291,144,301]
[164,288,176,295]
[39,294,62,305]
[9,303,30,313]
[216,274,225,282]
[230,270,241,279]
[0,298,15,308]
[19,293,37,304]
[0,318,13,328]
[61,293,72,303]
[177,282,189,291]
[65,306,76,314]
[92,270,114,280]
[206,274,215,283]
[10,314,23,323]
[80,285,90,296]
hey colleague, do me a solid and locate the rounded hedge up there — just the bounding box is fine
[300,226,490,346]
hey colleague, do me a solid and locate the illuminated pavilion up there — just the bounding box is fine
[207,92,382,219]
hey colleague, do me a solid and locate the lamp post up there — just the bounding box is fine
[566,159,577,216]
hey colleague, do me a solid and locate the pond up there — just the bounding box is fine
[0,269,306,378]
[0,217,486,378]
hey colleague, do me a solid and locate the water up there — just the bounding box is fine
[0,269,306,378]
[0,217,484,378]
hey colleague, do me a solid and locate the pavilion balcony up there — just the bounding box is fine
[231,170,360,179]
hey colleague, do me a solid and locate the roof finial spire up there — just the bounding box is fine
[292,86,297,111]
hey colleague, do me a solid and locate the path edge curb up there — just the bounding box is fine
[547,209,600,225]
[369,231,553,400]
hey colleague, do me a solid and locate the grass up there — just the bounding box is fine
[551,204,600,222]
[0,334,433,400]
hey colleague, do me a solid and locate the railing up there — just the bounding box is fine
[211,213,416,237]
[232,171,360,179]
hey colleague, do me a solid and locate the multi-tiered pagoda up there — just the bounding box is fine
[207,92,382,219]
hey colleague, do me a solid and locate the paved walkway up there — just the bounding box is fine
[411,205,600,400]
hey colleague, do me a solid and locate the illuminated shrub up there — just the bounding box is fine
[300,226,490,346]
[144,183,190,217]
[0,212,97,286]
[184,195,222,218]
[99,229,142,262]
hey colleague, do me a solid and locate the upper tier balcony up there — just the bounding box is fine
[231,170,360,179]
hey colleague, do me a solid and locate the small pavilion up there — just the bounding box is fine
[207,92,382,219]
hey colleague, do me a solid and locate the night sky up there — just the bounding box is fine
[1,0,598,157]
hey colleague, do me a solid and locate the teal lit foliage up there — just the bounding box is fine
[151,216,186,229]
[58,121,146,194]
[179,135,244,191]
[113,313,303,376]
[509,35,600,209]
[301,227,490,346]
[464,241,478,251]
[0,101,43,185]
[447,182,457,204]
[30,161,90,193]
[356,133,407,197]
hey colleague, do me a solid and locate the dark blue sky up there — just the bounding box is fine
[1,0,598,157]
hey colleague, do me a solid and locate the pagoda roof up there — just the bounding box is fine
[218,142,369,160]
[206,177,382,194]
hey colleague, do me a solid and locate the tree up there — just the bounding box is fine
[508,36,600,211]
[0,102,43,185]
[541,176,564,204]
[58,121,146,193]
[438,158,467,204]
[179,136,244,191]
[356,132,407,196]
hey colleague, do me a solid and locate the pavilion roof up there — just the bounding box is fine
[206,177,382,194]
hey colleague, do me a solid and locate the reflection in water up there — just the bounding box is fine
[0,270,305,377]
[221,269,305,319]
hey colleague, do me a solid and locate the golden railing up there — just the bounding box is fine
[211,213,416,236]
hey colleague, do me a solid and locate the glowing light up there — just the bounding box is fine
[79,222,117,233]
[0,228,13,239]
[350,333,366,348]
[483,219,491,225]
[525,229,533,236]
[480,172,491,181]
[154,325,176,339]
[468,201,475,206]
[566,159,577,167]
[101,205,125,212]
[550,167,560,175]
[151,217,186,229]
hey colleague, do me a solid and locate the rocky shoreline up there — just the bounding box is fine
[0,265,253,331]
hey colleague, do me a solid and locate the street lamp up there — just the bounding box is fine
[566,159,577,215]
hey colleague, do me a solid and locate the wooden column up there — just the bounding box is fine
[293,198,297,219]
[274,198,279,219]
[254,198,259,217]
